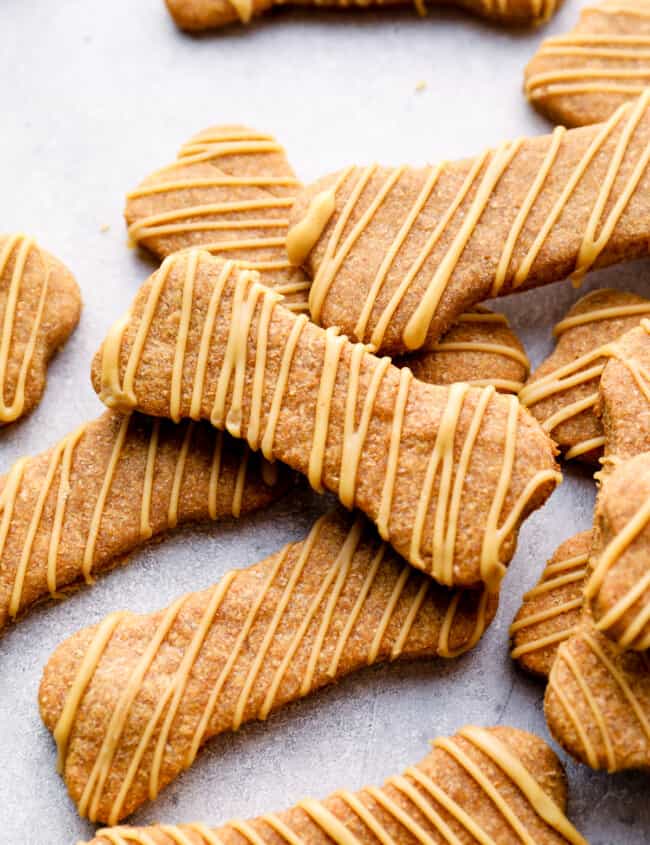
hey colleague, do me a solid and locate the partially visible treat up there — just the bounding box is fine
[125,125,310,311]
[0,233,81,423]
[519,289,650,463]
[0,410,287,633]
[40,509,498,823]
[90,250,560,591]
[525,0,650,127]
[510,531,591,678]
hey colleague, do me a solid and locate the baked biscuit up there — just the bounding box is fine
[525,1,650,127]
[91,251,560,590]
[0,410,285,632]
[166,0,561,31]
[125,125,310,312]
[0,233,81,424]
[40,509,497,823]
[287,93,650,355]
[519,289,650,463]
[510,531,591,678]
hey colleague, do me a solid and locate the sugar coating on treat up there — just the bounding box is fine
[125,125,310,312]
[519,289,650,463]
[165,0,560,31]
[0,233,81,424]
[288,95,650,355]
[0,410,285,632]
[91,250,560,590]
[510,531,591,678]
[39,508,498,823]
[525,0,650,128]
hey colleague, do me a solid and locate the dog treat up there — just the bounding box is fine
[165,0,560,32]
[510,531,591,678]
[545,615,650,772]
[91,250,560,590]
[125,125,310,312]
[78,725,586,845]
[518,289,650,462]
[287,93,650,356]
[397,307,530,395]
[40,509,498,823]
[525,1,650,128]
[0,233,81,424]
[0,410,285,633]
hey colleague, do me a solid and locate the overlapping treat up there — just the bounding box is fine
[510,531,590,678]
[0,233,81,424]
[0,410,286,632]
[525,0,650,128]
[40,509,498,823]
[78,726,586,845]
[165,0,560,32]
[519,289,650,463]
[90,250,560,590]
[287,93,650,355]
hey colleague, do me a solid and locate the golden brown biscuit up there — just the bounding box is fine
[165,0,561,31]
[0,233,81,424]
[519,289,650,463]
[525,0,650,128]
[545,615,650,772]
[91,250,560,590]
[40,509,498,823]
[510,531,591,678]
[125,125,310,312]
[0,410,286,633]
[287,93,650,355]
[78,726,586,845]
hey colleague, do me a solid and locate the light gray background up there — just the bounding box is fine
[0,1,648,842]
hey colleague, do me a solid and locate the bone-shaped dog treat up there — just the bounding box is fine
[519,289,650,462]
[81,725,587,845]
[0,410,285,633]
[510,531,591,678]
[0,233,81,423]
[287,93,650,356]
[91,251,559,589]
[525,0,650,128]
[125,125,310,312]
[165,0,561,32]
[545,615,650,772]
[40,509,497,824]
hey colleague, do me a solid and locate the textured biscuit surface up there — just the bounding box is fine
[288,94,650,355]
[0,233,81,423]
[91,250,559,590]
[519,289,650,463]
[40,509,497,823]
[525,0,650,127]
[0,410,285,633]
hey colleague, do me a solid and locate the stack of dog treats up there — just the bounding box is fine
[2,1,650,842]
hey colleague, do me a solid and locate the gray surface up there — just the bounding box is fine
[0,1,648,842]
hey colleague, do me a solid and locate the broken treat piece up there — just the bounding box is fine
[0,410,286,633]
[125,125,310,312]
[510,531,591,678]
[525,0,650,128]
[40,509,498,823]
[397,307,530,394]
[0,233,81,424]
[165,0,561,32]
[287,93,650,356]
[519,289,650,463]
[91,251,560,590]
[545,615,650,772]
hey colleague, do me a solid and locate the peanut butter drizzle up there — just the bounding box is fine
[59,513,491,825]
[293,95,650,352]
[0,234,50,423]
